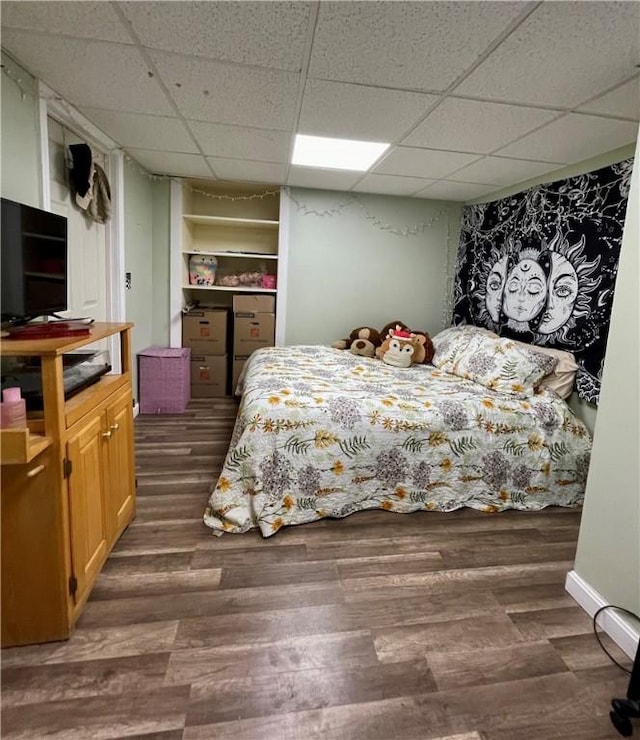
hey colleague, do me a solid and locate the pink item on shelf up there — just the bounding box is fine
[0,386,27,428]
[261,274,276,289]
[138,347,191,414]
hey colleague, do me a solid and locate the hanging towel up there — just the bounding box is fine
[87,164,111,224]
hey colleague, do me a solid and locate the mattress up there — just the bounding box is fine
[204,346,591,537]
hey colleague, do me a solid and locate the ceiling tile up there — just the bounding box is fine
[414,180,498,202]
[309,1,527,91]
[1,30,173,115]
[496,113,638,164]
[577,77,640,120]
[81,109,198,152]
[299,80,437,141]
[127,149,211,178]
[353,174,437,197]
[207,158,287,184]
[190,122,291,162]
[373,147,481,179]
[403,98,561,154]
[455,2,640,107]
[287,166,362,191]
[1,1,131,43]
[120,1,311,71]
[149,50,299,130]
[450,156,561,186]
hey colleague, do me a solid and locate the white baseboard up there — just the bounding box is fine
[565,570,639,659]
[133,402,139,418]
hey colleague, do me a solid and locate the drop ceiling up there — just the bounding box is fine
[2,1,638,201]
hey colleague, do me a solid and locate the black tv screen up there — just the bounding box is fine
[1,198,68,324]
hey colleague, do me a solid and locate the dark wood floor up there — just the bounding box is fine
[1,398,632,739]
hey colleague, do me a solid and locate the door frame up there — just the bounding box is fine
[37,81,125,325]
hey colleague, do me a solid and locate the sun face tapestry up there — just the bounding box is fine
[452,158,634,405]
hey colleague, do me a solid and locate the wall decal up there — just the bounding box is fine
[452,158,633,404]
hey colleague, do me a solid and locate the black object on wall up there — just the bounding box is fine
[452,158,633,405]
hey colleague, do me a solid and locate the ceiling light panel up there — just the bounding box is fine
[292,134,389,171]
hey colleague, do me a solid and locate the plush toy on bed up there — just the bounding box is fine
[408,329,434,364]
[376,321,434,365]
[379,320,408,341]
[331,326,382,358]
[378,327,432,368]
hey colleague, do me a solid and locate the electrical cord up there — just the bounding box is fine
[593,604,640,674]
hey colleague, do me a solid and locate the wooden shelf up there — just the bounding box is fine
[0,429,51,464]
[183,250,278,260]
[182,285,277,293]
[177,182,281,346]
[183,214,279,229]
[0,322,134,357]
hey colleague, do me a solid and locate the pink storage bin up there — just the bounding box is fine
[138,347,191,414]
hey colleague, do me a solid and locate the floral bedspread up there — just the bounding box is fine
[204,346,591,538]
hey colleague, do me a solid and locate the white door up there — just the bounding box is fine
[48,117,107,322]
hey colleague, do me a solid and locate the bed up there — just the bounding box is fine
[204,327,591,538]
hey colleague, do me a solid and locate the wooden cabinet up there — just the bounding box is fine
[1,447,69,645]
[104,387,135,542]
[66,412,110,607]
[0,323,135,647]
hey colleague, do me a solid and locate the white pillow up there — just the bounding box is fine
[432,325,498,368]
[507,340,578,400]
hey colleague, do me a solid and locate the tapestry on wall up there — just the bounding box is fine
[452,158,633,405]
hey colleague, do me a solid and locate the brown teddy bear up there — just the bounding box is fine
[331,326,381,358]
[408,329,434,364]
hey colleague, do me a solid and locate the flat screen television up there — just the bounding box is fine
[1,197,68,325]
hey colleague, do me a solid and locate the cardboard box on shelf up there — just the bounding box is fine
[182,308,228,356]
[233,313,275,356]
[190,354,228,397]
[232,294,275,313]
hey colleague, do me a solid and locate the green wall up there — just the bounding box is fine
[123,160,154,401]
[574,133,639,626]
[1,52,40,207]
[151,179,171,346]
[284,188,463,345]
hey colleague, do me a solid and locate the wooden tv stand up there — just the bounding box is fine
[1,323,136,647]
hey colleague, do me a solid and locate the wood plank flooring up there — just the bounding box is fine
[1,398,633,739]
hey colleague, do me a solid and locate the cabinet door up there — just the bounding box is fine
[1,448,70,646]
[66,414,109,605]
[105,388,136,542]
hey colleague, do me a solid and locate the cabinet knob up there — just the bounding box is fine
[110,423,119,432]
[102,431,112,439]
[26,464,45,478]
